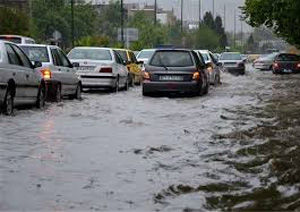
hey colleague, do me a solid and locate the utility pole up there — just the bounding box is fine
[241,16,243,50]
[198,0,201,26]
[121,0,124,47]
[154,0,157,25]
[71,0,74,48]
[212,0,215,18]
[223,4,226,31]
[234,9,236,48]
[181,0,183,33]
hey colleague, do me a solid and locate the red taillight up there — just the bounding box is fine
[100,67,112,73]
[297,63,300,69]
[40,68,51,79]
[273,62,280,69]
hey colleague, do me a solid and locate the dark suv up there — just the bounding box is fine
[142,49,209,96]
[272,53,300,74]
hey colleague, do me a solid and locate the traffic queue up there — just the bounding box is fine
[2,34,299,116]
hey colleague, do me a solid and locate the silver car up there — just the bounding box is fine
[68,47,129,92]
[19,44,82,101]
[219,52,246,75]
[0,41,45,115]
[253,53,278,70]
[196,50,221,85]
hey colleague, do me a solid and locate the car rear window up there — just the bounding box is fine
[276,54,300,61]
[0,36,22,44]
[201,53,210,61]
[20,46,50,62]
[137,50,155,59]
[150,51,194,67]
[68,48,112,61]
[220,53,242,60]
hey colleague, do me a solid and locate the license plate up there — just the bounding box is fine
[159,75,183,81]
[77,66,95,71]
[283,69,292,73]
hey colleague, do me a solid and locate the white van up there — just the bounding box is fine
[0,35,35,44]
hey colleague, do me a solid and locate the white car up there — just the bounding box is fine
[136,49,156,65]
[195,50,221,85]
[0,35,35,44]
[219,52,245,75]
[19,44,82,101]
[0,41,45,115]
[68,47,129,91]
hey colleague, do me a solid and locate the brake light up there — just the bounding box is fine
[143,71,150,80]
[297,63,300,69]
[273,62,280,69]
[192,72,200,80]
[41,68,51,79]
[100,67,112,73]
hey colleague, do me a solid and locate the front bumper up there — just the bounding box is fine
[224,67,245,75]
[254,64,271,70]
[143,81,201,94]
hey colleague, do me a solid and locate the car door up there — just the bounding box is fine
[4,43,29,103]
[11,44,39,100]
[113,51,128,86]
[57,48,78,94]
[192,51,207,89]
[50,47,70,95]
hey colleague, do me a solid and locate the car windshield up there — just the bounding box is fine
[264,53,277,60]
[277,54,300,61]
[137,50,155,59]
[20,46,50,62]
[220,53,242,60]
[116,50,128,62]
[68,49,112,60]
[0,36,21,44]
[150,51,194,67]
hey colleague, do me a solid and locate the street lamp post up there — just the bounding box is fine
[154,0,157,25]
[180,0,183,33]
[121,0,124,47]
[71,0,74,47]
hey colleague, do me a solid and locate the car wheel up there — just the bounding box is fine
[3,88,14,115]
[74,83,82,99]
[55,85,62,102]
[124,77,129,91]
[113,76,119,93]
[36,85,45,109]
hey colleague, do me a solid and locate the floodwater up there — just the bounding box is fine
[1,66,300,211]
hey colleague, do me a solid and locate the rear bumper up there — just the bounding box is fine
[143,81,201,94]
[273,69,300,74]
[79,76,117,88]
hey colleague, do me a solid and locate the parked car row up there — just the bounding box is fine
[253,52,300,74]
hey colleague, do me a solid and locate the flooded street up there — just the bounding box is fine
[1,66,300,211]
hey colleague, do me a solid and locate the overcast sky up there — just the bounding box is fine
[91,0,252,32]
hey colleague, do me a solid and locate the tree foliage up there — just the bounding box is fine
[0,7,30,35]
[242,0,300,47]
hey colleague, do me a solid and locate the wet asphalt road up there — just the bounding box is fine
[1,66,300,211]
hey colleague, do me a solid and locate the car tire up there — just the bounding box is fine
[124,77,129,91]
[55,85,62,102]
[74,83,82,100]
[142,86,149,96]
[112,76,119,93]
[3,88,14,115]
[36,85,45,109]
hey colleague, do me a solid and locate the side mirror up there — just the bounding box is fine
[34,61,42,68]
[72,62,80,68]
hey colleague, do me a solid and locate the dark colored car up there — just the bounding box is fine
[142,49,209,96]
[272,53,300,74]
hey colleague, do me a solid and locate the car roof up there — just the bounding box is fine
[114,48,132,52]
[0,34,33,39]
[196,50,210,54]
[222,52,241,54]
[19,44,58,48]
[71,47,112,50]
[154,48,192,52]
[140,49,156,51]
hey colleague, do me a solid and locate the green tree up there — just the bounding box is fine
[215,16,228,48]
[242,0,300,47]
[203,12,215,30]
[0,7,30,35]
